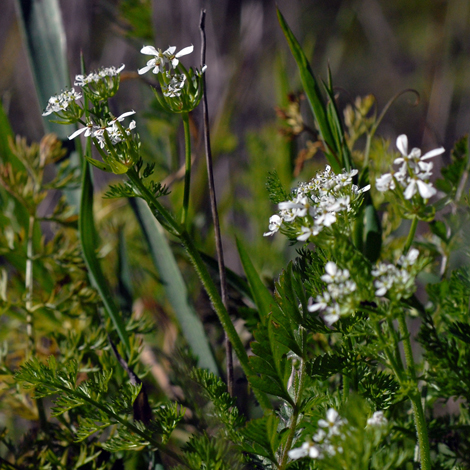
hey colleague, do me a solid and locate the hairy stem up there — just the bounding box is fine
[200,8,233,395]
[181,112,192,228]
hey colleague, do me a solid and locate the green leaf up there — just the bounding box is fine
[276,7,341,173]
[79,158,131,356]
[239,412,280,463]
[363,197,382,263]
[15,0,72,139]
[129,198,219,375]
[236,238,279,327]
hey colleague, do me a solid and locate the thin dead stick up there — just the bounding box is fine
[199,8,233,396]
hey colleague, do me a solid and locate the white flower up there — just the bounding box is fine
[42,88,82,116]
[399,248,419,268]
[321,262,348,284]
[162,73,187,97]
[308,292,330,312]
[68,121,98,140]
[263,215,282,236]
[367,411,388,427]
[138,45,193,75]
[107,110,136,127]
[75,64,125,86]
[164,45,194,69]
[376,135,444,200]
[318,408,344,436]
[297,225,320,241]
[395,134,444,168]
[323,303,341,325]
[376,173,395,192]
[288,441,321,460]
[278,197,308,219]
[403,175,436,200]
[138,46,167,74]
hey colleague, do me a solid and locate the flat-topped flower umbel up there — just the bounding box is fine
[376,134,444,200]
[264,166,370,242]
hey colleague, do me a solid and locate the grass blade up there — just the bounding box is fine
[276,7,341,173]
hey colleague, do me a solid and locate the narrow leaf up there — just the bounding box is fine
[79,159,131,356]
[277,7,341,173]
[236,238,280,326]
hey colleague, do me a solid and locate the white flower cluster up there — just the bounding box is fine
[308,262,358,325]
[68,110,136,148]
[376,135,444,200]
[264,166,370,240]
[74,64,125,87]
[162,72,186,97]
[372,248,419,299]
[138,45,193,75]
[42,88,82,116]
[288,408,345,461]
[367,411,388,427]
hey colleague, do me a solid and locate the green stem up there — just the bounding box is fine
[126,168,271,411]
[397,312,431,470]
[181,112,192,228]
[403,216,418,255]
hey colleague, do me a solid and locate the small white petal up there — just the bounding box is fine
[68,127,89,140]
[138,64,153,75]
[416,179,436,199]
[396,134,408,156]
[403,180,417,199]
[421,147,445,160]
[176,45,194,57]
[288,447,308,460]
[140,45,158,55]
